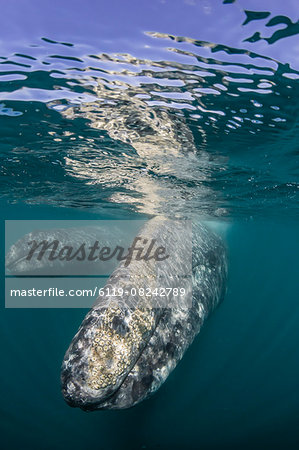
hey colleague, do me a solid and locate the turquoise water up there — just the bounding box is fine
[1,0,299,448]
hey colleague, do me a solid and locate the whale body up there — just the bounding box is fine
[60,218,227,410]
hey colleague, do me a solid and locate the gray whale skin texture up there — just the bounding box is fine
[61,218,227,410]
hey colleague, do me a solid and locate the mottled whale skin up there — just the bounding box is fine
[61,218,227,410]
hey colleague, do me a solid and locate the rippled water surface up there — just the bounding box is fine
[1,1,299,449]
[1,0,298,218]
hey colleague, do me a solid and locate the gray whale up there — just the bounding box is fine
[60,218,227,410]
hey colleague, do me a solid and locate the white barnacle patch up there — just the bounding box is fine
[88,306,155,390]
[197,303,205,318]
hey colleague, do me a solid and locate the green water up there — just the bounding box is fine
[1,204,299,449]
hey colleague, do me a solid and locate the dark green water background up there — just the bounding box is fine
[1,205,298,449]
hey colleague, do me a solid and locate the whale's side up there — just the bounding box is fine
[61,218,227,410]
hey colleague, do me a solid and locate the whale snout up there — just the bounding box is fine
[61,303,159,410]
